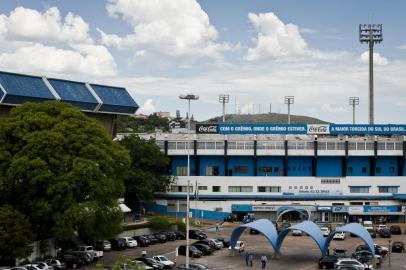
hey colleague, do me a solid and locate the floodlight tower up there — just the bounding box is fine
[359,24,383,124]
[349,97,360,125]
[284,96,294,124]
[219,94,230,122]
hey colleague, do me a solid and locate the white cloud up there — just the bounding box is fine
[358,51,388,66]
[98,0,234,60]
[397,45,406,50]
[300,27,318,34]
[0,6,117,77]
[320,104,347,113]
[245,12,340,61]
[138,98,156,115]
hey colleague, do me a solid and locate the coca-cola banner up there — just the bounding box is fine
[196,124,219,134]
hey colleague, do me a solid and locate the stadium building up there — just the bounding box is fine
[135,123,406,223]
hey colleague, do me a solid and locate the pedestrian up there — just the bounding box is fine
[216,223,219,232]
[249,254,253,267]
[260,255,268,269]
[244,251,250,266]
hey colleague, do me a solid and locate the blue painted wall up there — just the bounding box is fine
[171,156,196,176]
[199,156,225,176]
[257,156,284,176]
[347,157,370,176]
[317,157,342,177]
[375,156,397,176]
[287,157,312,176]
[228,156,254,176]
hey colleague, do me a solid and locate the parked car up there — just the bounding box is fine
[334,258,371,270]
[210,238,224,249]
[109,238,127,250]
[133,236,150,247]
[24,265,41,270]
[177,263,210,270]
[152,255,175,269]
[249,228,260,234]
[362,221,373,230]
[144,235,158,245]
[161,231,177,241]
[318,255,338,269]
[390,225,402,235]
[122,237,138,248]
[177,245,202,258]
[377,224,387,232]
[135,257,164,270]
[60,253,87,269]
[174,231,186,240]
[228,240,245,252]
[215,237,230,248]
[356,244,388,256]
[153,233,167,243]
[95,240,111,251]
[379,228,391,238]
[194,240,216,250]
[366,228,376,238]
[292,229,302,236]
[320,227,330,237]
[45,259,65,270]
[189,230,207,240]
[72,246,103,260]
[34,262,53,270]
[391,241,405,253]
[192,243,213,255]
[333,247,347,258]
[277,222,291,233]
[335,266,361,270]
[351,250,374,264]
[333,232,346,240]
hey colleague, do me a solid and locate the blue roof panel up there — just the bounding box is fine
[0,72,55,104]
[48,79,98,111]
[90,84,138,114]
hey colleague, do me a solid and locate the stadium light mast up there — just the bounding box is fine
[359,24,383,124]
[349,97,360,125]
[178,93,199,269]
[284,96,294,124]
[219,94,230,122]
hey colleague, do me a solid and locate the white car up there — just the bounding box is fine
[292,229,302,236]
[320,227,330,237]
[152,256,175,268]
[123,237,138,248]
[335,258,372,270]
[229,240,245,252]
[333,231,346,240]
[363,221,373,230]
[34,262,53,270]
[209,238,224,249]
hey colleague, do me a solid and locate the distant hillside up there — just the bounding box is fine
[204,113,329,124]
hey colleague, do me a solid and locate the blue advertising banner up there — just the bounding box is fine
[330,124,406,135]
[219,123,307,134]
[363,206,400,213]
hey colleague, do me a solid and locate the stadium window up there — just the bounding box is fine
[258,186,266,192]
[347,167,353,173]
[212,186,221,192]
[294,186,298,189]
[257,186,281,193]
[198,186,208,191]
[259,166,272,173]
[376,167,381,174]
[234,166,248,173]
[349,186,370,193]
[206,166,219,176]
[289,186,292,190]
[170,185,193,192]
[362,167,367,174]
[228,186,253,192]
[176,166,188,176]
[389,166,395,173]
[310,186,314,189]
[378,186,398,193]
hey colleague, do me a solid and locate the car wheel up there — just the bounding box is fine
[322,265,327,269]
[72,264,78,269]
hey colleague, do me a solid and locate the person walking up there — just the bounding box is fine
[244,251,250,266]
[249,254,253,267]
[260,255,268,269]
[215,222,219,232]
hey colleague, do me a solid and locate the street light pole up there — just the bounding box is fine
[284,96,294,124]
[219,94,230,122]
[179,93,199,268]
[349,97,359,125]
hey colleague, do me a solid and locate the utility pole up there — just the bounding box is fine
[349,97,359,125]
[219,94,230,122]
[359,24,383,124]
[284,96,294,124]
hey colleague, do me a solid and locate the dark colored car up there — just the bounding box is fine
[161,231,177,241]
[390,225,402,235]
[189,230,207,240]
[133,236,150,247]
[178,245,202,258]
[355,244,387,256]
[153,233,167,243]
[351,250,373,263]
[144,235,158,245]
[45,259,66,270]
[216,237,230,248]
[174,231,186,240]
[191,243,213,255]
[109,238,127,250]
[367,228,376,238]
[135,257,164,270]
[391,241,405,253]
[194,240,216,249]
[61,253,87,269]
[249,228,260,234]
[333,247,347,258]
[379,228,391,238]
[318,255,338,269]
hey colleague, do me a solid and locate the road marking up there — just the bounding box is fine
[299,263,318,270]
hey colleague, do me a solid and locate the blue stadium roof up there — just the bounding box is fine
[0,71,139,115]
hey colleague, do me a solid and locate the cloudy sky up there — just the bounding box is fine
[0,0,405,123]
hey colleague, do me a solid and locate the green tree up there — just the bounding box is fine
[0,101,130,242]
[116,114,170,133]
[119,135,172,209]
[0,206,34,265]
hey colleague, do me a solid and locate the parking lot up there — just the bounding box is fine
[85,223,406,270]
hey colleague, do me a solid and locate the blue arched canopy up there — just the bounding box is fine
[324,223,375,256]
[276,207,310,222]
[275,221,325,254]
[230,219,278,252]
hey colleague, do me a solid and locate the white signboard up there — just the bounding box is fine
[348,206,364,214]
[307,124,330,134]
[252,205,278,211]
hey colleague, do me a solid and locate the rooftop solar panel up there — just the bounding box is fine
[90,84,138,114]
[0,71,55,105]
[47,79,99,111]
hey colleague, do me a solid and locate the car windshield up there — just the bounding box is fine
[158,256,168,261]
